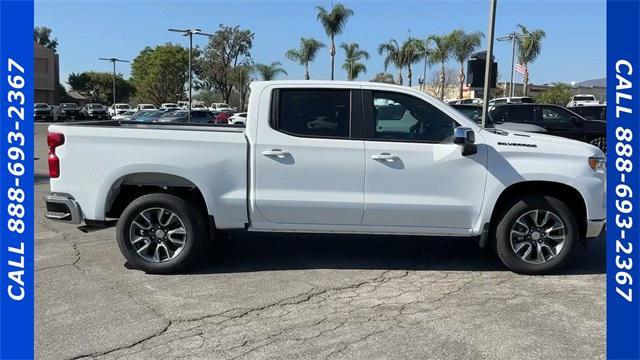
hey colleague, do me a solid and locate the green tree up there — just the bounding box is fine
[449,29,483,99]
[371,72,396,84]
[401,38,427,87]
[428,34,454,100]
[378,39,404,85]
[316,3,354,80]
[516,24,546,96]
[67,71,134,103]
[286,38,325,80]
[131,43,190,104]
[34,26,58,52]
[197,25,254,103]
[254,61,288,81]
[535,83,572,105]
[231,62,254,111]
[340,43,369,80]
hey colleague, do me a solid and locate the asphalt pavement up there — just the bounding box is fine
[34,123,605,360]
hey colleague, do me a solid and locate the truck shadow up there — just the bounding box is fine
[186,232,605,276]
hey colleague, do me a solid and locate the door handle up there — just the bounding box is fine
[371,153,398,161]
[262,149,289,158]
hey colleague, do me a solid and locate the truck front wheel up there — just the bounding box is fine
[495,195,578,275]
[116,193,206,273]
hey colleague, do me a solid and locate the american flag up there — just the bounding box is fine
[515,64,528,76]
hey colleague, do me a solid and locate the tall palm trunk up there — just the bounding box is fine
[397,69,403,85]
[407,64,413,87]
[523,70,529,96]
[304,63,310,80]
[458,62,465,99]
[439,61,446,100]
[330,36,336,80]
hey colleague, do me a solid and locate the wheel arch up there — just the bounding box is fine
[489,181,588,240]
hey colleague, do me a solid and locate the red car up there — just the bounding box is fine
[214,111,233,123]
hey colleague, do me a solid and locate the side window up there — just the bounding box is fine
[540,106,576,128]
[507,106,535,123]
[371,91,456,143]
[274,89,351,138]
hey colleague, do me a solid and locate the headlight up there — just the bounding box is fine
[589,156,606,173]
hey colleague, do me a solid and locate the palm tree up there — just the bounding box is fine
[516,24,546,96]
[316,4,354,80]
[428,33,454,100]
[449,29,483,99]
[378,39,404,85]
[285,38,325,80]
[254,62,288,81]
[401,38,427,87]
[340,42,369,80]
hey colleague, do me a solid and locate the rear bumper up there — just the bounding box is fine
[44,193,83,225]
[586,219,606,239]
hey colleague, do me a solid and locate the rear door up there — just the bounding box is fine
[253,87,366,225]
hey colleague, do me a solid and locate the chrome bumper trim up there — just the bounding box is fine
[44,194,82,225]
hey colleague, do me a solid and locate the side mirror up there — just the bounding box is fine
[454,127,478,156]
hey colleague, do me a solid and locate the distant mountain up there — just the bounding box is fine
[576,78,606,87]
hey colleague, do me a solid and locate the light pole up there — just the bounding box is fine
[497,32,529,98]
[481,0,497,129]
[98,57,129,107]
[169,28,213,123]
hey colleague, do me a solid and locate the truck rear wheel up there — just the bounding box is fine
[116,193,206,273]
[495,195,577,275]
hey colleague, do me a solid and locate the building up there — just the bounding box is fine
[34,42,60,104]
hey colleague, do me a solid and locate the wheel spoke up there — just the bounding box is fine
[129,207,187,263]
[136,241,150,255]
[536,244,546,263]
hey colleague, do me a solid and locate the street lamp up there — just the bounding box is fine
[497,32,529,98]
[98,57,129,107]
[169,28,213,123]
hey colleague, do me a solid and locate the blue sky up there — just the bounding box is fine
[35,0,605,87]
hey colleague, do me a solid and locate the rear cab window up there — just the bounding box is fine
[272,89,353,139]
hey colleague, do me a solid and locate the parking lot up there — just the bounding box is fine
[34,122,605,359]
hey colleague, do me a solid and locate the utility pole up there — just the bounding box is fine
[98,57,129,107]
[497,32,529,98]
[481,0,497,129]
[169,28,213,123]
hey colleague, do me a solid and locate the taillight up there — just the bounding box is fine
[47,132,65,178]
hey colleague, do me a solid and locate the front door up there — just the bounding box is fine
[536,105,583,141]
[361,90,487,229]
[254,88,365,225]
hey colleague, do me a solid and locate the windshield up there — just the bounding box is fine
[140,105,155,109]
[61,103,78,109]
[116,104,130,109]
[574,96,595,101]
[35,104,49,109]
[88,104,104,109]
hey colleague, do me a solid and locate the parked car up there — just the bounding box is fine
[567,94,599,107]
[112,110,137,121]
[136,104,157,111]
[489,103,607,152]
[210,102,234,112]
[160,103,180,110]
[228,112,247,125]
[488,96,535,106]
[56,103,82,122]
[451,104,547,134]
[176,101,189,109]
[156,110,216,124]
[214,110,234,123]
[567,104,606,121]
[109,103,132,117]
[80,103,110,120]
[190,102,208,111]
[449,98,483,105]
[45,80,605,275]
[34,103,54,122]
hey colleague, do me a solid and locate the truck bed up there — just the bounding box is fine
[47,122,249,228]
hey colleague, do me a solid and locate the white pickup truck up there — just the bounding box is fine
[45,81,606,275]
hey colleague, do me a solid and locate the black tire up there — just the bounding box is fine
[116,193,207,274]
[495,195,578,275]
[589,136,606,153]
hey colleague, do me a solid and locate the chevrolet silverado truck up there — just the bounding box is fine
[44,81,606,275]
